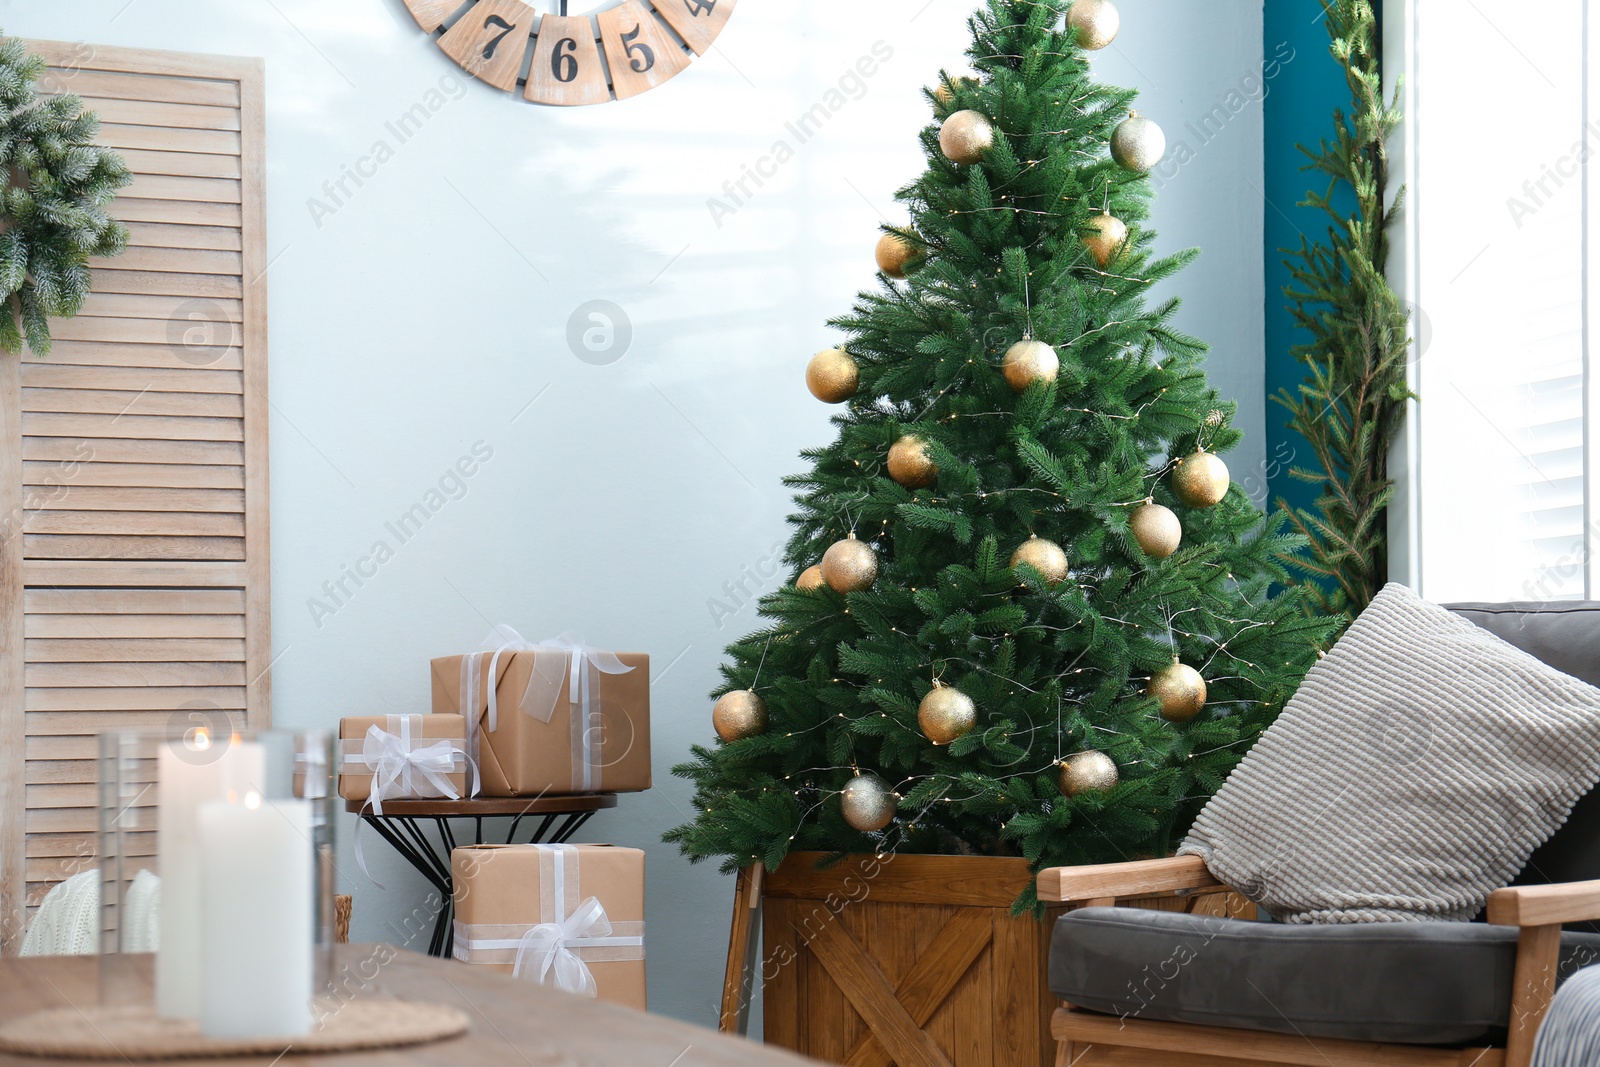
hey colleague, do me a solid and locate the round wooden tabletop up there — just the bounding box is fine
[343,794,618,817]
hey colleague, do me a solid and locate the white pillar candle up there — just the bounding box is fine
[155,733,265,1019]
[197,790,313,1039]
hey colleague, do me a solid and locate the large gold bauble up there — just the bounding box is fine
[1002,339,1060,393]
[1130,501,1181,559]
[1058,750,1119,797]
[1010,535,1070,585]
[876,232,923,279]
[796,565,826,591]
[821,533,879,593]
[1171,451,1231,508]
[1083,212,1128,268]
[1149,661,1207,723]
[806,348,859,404]
[917,683,977,745]
[712,690,768,742]
[887,434,938,489]
[1067,0,1121,50]
[1112,111,1166,173]
[939,109,995,165]
[841,773,897,832]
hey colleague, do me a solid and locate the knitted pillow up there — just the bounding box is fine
[1180,583,1600,923]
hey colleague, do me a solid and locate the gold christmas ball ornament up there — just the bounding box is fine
[1130,501,1182,559]
[1058,750,1119,797]
[821,533,879,593]
[796,565,826,591]
[712,690,768,742]
[1148,660,1207,723]
[841,773,897,832]
[1111,111,1167,173]
[939,109,995,166]
[917,682,977,745]
[1002,339,1060,393]
[1067,0,1121,50]
[1010,535,1070,585]
[876,232,923,279]
[1172,451,1231,508]
[1083,212,1128,268]
[806,348,859,404]
[887,434,938,489]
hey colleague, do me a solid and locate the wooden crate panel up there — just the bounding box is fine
[97,123,241,157]
[25,389,244,419]
[23,364,244,395]
[27,614,246,639]
[25,588,245,615]
[23,534,246,561]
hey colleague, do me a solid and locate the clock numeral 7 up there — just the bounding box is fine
[620,23,655,73]
[482,14,518,59]
[552,37,579,83]
[684,0,716,14]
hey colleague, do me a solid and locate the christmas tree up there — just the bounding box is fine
[667,0,1336,907]
[0,32,131,355]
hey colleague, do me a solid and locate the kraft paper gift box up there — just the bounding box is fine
[430,630,650,797]
[338,713,470,808]
[451,843,646,1010]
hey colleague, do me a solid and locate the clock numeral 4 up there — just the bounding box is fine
[620,23,655,73]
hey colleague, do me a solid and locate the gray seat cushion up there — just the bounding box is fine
[1050,907,1600,1045]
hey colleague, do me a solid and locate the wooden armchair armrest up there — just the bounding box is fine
[1487,879,1600,927]
[1036,855,1222,904]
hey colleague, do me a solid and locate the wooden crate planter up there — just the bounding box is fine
[759,852,1060,1067]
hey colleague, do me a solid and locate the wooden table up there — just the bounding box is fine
[0,946,822,1066]
[347,795,617,957]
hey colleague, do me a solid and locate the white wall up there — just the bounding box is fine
[6,0,1265,1027]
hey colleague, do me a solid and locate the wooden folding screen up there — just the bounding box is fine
[0,42,270,950]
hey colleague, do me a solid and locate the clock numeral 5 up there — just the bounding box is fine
[684,0,716,14]
[482,14,518,59]
[620,23,655,73]
[552,37,579,83]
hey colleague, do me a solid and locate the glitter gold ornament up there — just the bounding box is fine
[939,109,995,165]
[1058,750,1119,796]
[1002,338,1060,392]
[1130,501,1181,559]
[841,773,897,832]
[821,532,878,593]
[1148,660,1206,723]
[1083,212,1128,268]
[876,232,923,279]
[1171,451,1230,508]
[917,682,977,745]
[1010,535,1070,585]
[712,690,768,742]
[796,565,826,591]
[887,434,937,489]
[806,348,859,404]
[1067,0,1121,50]
[1112,111,1166,173]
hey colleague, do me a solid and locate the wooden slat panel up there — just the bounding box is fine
[25,686,246,712]
[123,221,243,252]
[26,462,244,489]
[27,661,246,687]
[45,313,243,344]
[118,149,241,180]
[76,293,242,323]
[86,267,242,299]
[25,760,97,785]
[22,413,243,442]
[23,364,243,395]
[26,488,244,513]
[0,318,21,949]
[90,237,245,271]
[27,614,246,639]
[80,97,240,132]
[27,341,243,372]
[25,588,245,614]
[23,534,245,561]
[26,783,99,808]
[25,389,244,419]
[55,70,241,108]
[24,438,244,465]
[25,738,101,762]
[27,829,138,857]
[97,124,242,157]
[119,173,241,205]
[26,638,244,663]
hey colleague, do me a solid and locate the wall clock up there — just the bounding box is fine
[402,0,736,106]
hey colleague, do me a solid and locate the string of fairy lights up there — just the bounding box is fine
[708,0,1280,844]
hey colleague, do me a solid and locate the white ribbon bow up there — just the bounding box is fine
[477,626,635,731]
[511,896,612,998]
[361,723,462,817]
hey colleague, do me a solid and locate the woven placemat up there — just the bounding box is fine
[0,999,469,1060]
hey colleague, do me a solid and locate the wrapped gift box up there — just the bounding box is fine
[451,843,646,1010]
[338,714,470,806]
[430,633,650,797]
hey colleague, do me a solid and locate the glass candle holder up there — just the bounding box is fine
[98,725,336,1024]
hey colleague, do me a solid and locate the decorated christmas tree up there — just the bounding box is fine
[667,0,1337,906]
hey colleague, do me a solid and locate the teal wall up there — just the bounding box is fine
[1262,1,1352,518]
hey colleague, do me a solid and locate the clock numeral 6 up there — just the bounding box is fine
[684,0,716,14]
[620,23,655,73]
[482,15,518,59]
[552,37,579,83]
